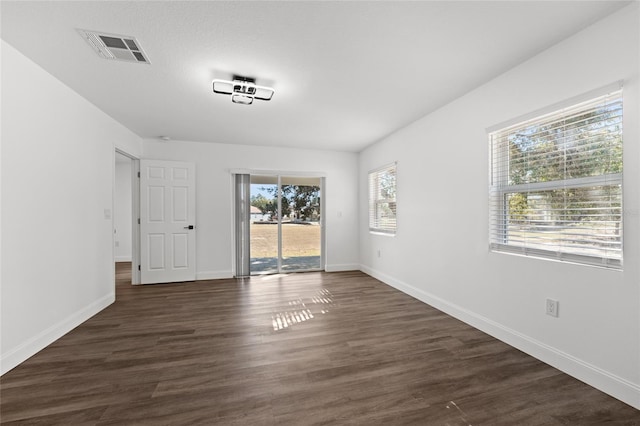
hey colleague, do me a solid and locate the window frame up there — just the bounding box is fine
[368,162,397,235]
[488,84,623,269]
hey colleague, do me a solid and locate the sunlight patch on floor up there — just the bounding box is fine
[271,288,336,330]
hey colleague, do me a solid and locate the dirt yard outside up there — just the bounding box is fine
[250,222,321,258]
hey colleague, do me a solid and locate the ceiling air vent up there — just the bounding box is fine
[77,29,150,64]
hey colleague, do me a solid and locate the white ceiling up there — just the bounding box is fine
[1,1,630,152]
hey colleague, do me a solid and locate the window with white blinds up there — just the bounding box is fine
[489,89,623,268]
[369,162,397,234]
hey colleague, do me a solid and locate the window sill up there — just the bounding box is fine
[369,230,396,237]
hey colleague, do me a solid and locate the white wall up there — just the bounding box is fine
[143,139,359,278]
[359,4,640,409]
[1,41,143,373]
[114,160,132,262]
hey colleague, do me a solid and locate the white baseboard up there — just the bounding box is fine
[325,263,360,272]
[196,270,233,280]
[115,256,132,262]
[359,264,640,410]
[196,266,360,278]
[1,293,115,375]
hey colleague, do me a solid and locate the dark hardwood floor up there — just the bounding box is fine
[1,263,639,425]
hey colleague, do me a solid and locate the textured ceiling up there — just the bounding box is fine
[0,1,630,152]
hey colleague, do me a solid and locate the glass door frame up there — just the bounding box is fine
[232,170,326,277]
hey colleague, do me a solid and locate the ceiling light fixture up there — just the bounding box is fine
[212,75,274,105]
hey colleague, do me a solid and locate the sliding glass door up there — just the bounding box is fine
[280,176,322,271]
[245,174,323,275]
[249,175,279,274]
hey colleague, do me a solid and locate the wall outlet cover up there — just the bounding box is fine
[546,299,559,317]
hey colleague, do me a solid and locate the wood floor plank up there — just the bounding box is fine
[1,262,638,425]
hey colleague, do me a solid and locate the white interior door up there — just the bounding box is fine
[140,159,196,284]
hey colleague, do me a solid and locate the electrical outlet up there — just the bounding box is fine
[546,299,559,317]
[377,249,381,258]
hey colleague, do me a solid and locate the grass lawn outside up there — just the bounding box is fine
[250,222,321,258]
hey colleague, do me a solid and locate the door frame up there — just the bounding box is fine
[230,169,326,276]
[114,148,141,285]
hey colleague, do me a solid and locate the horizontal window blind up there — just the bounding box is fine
[489,90,623,268]
[369,162,397,234]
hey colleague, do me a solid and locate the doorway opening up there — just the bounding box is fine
[114,152,133,286]
[236,174,324,276]
[114,149,140,287]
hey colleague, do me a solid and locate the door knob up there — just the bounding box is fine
[184,225,194,230]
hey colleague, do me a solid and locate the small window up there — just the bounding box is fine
[489,88,623,268]
[369,162,397,234]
